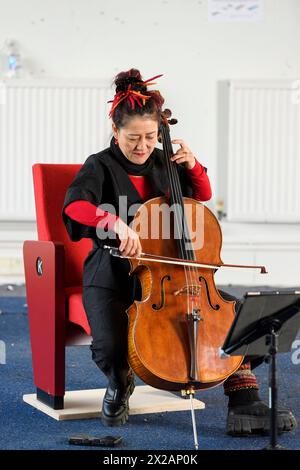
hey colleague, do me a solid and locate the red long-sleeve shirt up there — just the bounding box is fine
[64,159,212,231]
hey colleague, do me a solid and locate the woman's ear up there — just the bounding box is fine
[112,122,118,139]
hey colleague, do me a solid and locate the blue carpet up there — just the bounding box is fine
[0,296,299,450]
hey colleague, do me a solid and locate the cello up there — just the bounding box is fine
[105,108,266,447]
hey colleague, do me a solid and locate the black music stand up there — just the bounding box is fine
[220,289,300,450]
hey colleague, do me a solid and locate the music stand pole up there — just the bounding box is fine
[264,320,284,450]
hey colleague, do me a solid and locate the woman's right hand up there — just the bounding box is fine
[113,218,142,258]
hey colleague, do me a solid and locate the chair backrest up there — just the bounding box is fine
[32,163,92,288]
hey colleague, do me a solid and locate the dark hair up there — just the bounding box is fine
[111,68,164,129]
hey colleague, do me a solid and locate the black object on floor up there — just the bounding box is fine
[68,434,123,447]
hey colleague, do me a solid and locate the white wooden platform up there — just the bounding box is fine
[23,385,205,421]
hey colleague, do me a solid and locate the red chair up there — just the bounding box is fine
[23,164,92,409]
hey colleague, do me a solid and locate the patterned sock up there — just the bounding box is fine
[223,362,260,407]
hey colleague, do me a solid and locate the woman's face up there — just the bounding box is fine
[112,115,159,165]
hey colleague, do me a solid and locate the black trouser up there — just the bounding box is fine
[82,282,263,387]
[82,285,133,387]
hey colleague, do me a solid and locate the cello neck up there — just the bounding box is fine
[159,113,195,261]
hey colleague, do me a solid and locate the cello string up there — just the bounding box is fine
[163,125,202,322]
[164,126,196,310]
[161,125,194,317]
[161,126,190,318]
[162,126,184,259]
[166,131,202,315]
[163,125,197,319]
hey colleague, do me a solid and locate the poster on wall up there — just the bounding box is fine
[208,0,264,22]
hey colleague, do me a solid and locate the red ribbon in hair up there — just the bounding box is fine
[108,74,163,118]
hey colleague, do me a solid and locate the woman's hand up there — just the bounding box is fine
[114,218,142,258]
[170,139,196,170]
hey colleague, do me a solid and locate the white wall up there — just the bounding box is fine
[1,0,299,188]
[0,0,299,285]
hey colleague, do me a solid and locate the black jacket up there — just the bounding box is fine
[62,145,194,289]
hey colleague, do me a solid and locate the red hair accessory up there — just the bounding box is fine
[108,74,163,118]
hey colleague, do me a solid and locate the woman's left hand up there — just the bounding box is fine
[170,139,196,170]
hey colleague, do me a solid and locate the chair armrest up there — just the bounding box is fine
[23,240,66,395]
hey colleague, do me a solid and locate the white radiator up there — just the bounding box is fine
[0,79,112,220]
[217,79,300,223]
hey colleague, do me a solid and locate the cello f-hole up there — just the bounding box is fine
[152,275,171,310]
[198,276,220,311]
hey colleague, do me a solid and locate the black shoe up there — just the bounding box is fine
[101,374,135,427]
[226,401,297,436]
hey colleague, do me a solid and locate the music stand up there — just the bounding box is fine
[220,289,300,450]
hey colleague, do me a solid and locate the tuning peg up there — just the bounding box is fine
[163,108,172,118]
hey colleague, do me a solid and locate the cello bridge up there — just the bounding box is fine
[173,285,201,297]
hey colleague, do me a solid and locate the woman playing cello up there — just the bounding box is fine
[62,68,296,436]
